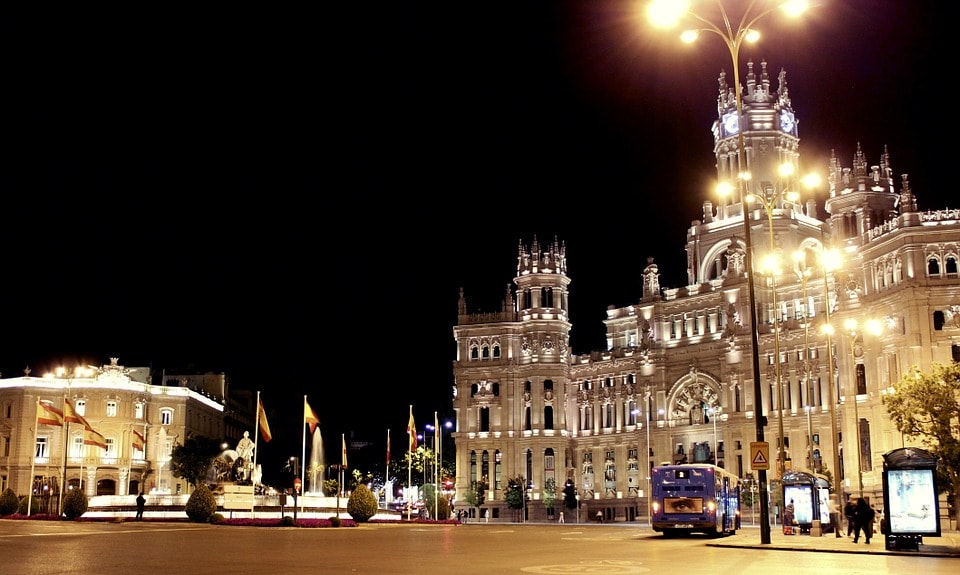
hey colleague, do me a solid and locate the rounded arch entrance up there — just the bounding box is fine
[665,367,725,466]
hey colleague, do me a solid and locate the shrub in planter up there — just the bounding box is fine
[63,489,89,519]
[18,495,43,515]
[0,488,19,516]
[279,515,297,527]
[185,483,217,523]
[328,515,342,527]
[210,512,225,524]
[347,484,378,523]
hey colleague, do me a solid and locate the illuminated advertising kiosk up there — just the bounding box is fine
[780,470,832,534]
[881,447,941,551]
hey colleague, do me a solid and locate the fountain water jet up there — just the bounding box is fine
[309,429,325,495]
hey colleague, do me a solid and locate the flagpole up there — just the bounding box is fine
[434,411,439,521]
[253,391,261,514]
[58,395,70,517]
[28,399,41,516]
[407,405,413,522]
[386,428,390,484]
[301,395,307,514]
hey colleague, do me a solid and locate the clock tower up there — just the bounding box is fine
[712,61,801,196]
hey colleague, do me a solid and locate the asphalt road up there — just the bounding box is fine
[2,520,957,575]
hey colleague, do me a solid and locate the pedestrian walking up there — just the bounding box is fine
[831,499,842,538]
[135,491,146,521]
[558,511,565,524]
[844,498,856,536]
[852,497,875,544]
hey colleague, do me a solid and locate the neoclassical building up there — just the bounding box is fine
[451,62,960,522]
[0,358,253,512]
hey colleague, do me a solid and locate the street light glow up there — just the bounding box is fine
[647,0,816,546]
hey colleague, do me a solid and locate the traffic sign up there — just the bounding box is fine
[750,442,770,471]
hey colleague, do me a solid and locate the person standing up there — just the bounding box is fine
[853,497,875,544]
[831,499,843,538]
[844,498,856,536]
[135,492,146,521]
[558,511,565,524]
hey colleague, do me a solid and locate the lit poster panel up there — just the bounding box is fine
[783,485,813,524]
[887,469,939,535]
[782,485,831,526]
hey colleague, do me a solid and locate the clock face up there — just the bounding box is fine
[723,112,739,135]
[780,110,795,133]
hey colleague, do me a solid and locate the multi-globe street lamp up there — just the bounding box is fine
[648,0,814,544]
[748,164,822,478]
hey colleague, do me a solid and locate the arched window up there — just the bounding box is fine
[544,405,554,430]
[946,256,959,276]
[928,257,941,276]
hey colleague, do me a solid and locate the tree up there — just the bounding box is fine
[504,475,526,521]
[542,478,557,517]
[171,435,222,489]
[462,479,487,518]
[883,362,960,527]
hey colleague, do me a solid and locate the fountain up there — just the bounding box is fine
[308,429,325,496]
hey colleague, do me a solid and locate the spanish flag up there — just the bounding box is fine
[132,429,145,451]
[407,406,417,452]
[37,400,64,427]
[84,427,107,450]
[304,398,320,435]
[257,397,273,443]
[64,399,93,430]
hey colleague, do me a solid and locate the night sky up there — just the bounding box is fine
[1,2,948,479]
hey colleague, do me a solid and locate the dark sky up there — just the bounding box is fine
[1,2,948,476]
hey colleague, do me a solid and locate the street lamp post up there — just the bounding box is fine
[757,253,786,477]
[816,247,844,512]
[842,318,883,499]
[710,406,722,466]
[793,253,815,471]
[648,0,814,544]
[644,390,652,524]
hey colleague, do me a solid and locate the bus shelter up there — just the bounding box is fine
[781,471,832,534]
[882,447,940,551]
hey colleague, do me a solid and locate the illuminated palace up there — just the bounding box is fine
[450,63,960,522]
[0,358,254,510]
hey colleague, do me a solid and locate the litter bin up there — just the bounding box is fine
[810,519,822,537]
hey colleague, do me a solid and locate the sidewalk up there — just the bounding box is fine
[708,525,960,558]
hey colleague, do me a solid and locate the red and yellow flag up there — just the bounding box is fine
[84,427,107,450]
[64,399,93,430]
[37,400,64,427]
[304,399,320,435]
[407,408,417,452]
[257,398,273,442]
[132,429,145,451]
